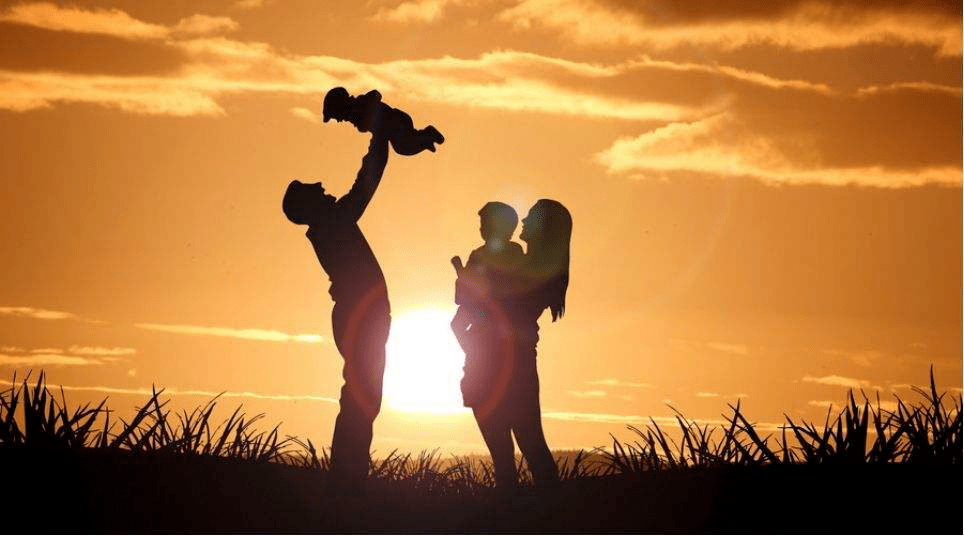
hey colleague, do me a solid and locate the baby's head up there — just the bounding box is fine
[478,202,518,244]
[322,87,354,123]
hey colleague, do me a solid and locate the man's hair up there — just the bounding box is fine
[478,201,518,240]
[282,180,308,224]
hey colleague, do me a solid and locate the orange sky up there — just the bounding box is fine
[0,0,961,454]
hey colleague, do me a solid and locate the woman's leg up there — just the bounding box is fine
[509,364,559,487]
[473,406,516,491]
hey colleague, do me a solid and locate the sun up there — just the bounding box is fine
[383,308,470,414]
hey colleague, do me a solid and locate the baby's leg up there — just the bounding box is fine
[388,125,445,155]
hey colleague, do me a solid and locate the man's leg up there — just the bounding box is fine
[330,301,390,482]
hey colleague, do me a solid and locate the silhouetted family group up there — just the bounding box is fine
[283,88,571,492]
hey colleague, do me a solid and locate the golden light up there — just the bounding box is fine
[383,308,471,414]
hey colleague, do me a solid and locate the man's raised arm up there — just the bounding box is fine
[338,134,390,222]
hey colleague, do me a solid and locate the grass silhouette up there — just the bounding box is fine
[1,368,960,533]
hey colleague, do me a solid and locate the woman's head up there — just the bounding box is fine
[520,199,571,321]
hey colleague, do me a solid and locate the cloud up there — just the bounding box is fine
[809,398,899,412]
[372,0,460,23]
[290,106,321,124]
[595,113,962,187]
[543,410,648,423]
[68,346,137,356]
[705,342,749,355]
[0,353,107,366]
[0,379,338,404]
[631,55,834,95]
[0,2,169,39]
[0,306,76,320]
[567,389,607,398]
[0,344,132,367]
[0,70,226,116]
[235,0,267,8]
[1,41,719,121]
[135,322,326,343]
[544,410,785,432]
[0,2,238,40]
[0,5,899,125]
[801,374,871,389]
[856,81,963,97]
[695,392,720,398]
[172,15,239,36]
[585,378,655,389]
[822,349,882,367]
[498,0,962,56]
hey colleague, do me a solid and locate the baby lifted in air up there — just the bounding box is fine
[323,87,445,156]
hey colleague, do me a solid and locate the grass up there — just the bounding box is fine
[0,368,960,532]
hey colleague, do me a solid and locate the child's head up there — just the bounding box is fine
[322,87,353,123]
[478,201,518,243]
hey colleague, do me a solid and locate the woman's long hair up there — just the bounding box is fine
[525,199,572,322]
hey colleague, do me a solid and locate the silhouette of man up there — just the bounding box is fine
[282,133,391,484]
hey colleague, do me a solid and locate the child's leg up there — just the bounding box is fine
[388,126,445,155]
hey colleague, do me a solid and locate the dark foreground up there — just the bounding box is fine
[2,446,960,534]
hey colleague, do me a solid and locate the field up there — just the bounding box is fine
[1,370,960,533]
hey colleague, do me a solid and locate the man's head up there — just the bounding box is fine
[322,87,353,123]
[283,180,336,226]
[478,201,518,242]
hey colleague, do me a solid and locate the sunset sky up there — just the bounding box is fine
[0,0,961,454]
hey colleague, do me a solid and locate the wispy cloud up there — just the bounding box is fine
[68,346,137,356]
[0,379,338,404]
[0,353,108,366]
[0,344,132,367]
[822,349,882,367]
[544,410,785,432]
[498,0,962,56]
[135,322,325,343]
[668,338,749,356]
[0,2,168,39]
[585,378,654,389]
[596,113,962,188]
[632,55,833,95]
[810,398,898,412]
[372,0,462,23]
[705,342,749,355]
[0,3,910,125]
[235,0,267,9]
[567,389,607,398]
[290,106,321,124]
[856,81,963,97]
[0,2,237,40]
[172,14,239,36]
[0,70,227,116]
[801,374,871,389]
[0,306,76,320]
[695,392,720,398]
[0,45,712,121]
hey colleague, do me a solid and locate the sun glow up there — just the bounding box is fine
[383,309,470,414]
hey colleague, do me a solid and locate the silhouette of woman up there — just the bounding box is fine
[461,199,571,491]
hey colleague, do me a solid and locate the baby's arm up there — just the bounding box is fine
[451,256,464,276]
